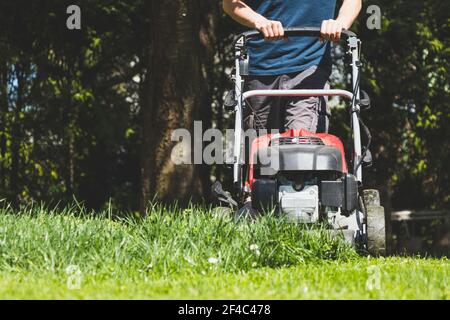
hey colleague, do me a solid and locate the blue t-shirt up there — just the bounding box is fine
[246,0,337,76]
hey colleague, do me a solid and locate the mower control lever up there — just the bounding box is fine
[223,89,237,111]
[211,182,238,208]
[359,90,371,111]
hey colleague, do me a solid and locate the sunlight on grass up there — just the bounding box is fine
[0,202,357,276]
[0,203,447,299]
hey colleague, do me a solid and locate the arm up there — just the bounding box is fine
[223,0,284,40]
[321,0,362,41]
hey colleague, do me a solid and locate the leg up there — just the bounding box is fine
[243,75,281,181]
[244,75,281,131]
[282,66,331,133]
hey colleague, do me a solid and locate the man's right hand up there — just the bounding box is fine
[254,18,284,41]
[223,1,284,41]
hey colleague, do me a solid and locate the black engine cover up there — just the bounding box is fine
[321,174,359,215]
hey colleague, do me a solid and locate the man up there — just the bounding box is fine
[223,0,362,214]
[223,0,362,133]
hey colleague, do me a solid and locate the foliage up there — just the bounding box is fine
[356,0,450,209]
[0,1,448,210]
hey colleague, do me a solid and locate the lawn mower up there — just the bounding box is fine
[213,27,386,256]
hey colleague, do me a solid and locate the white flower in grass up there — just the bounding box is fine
[184,256,195,265]
[65,265,82,290]
[250,244,261,256]
[208,257,219,264]
[252,262,257,267]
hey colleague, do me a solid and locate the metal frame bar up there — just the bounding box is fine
[233,39,244,189]
[391,210,450,222]
[243,89,354,100]
[348,36,363,183]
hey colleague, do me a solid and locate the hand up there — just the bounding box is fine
[320,19,345,42]
[254,18,284,41]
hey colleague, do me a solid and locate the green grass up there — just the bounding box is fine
[0,203,448,299]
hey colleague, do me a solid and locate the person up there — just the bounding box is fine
[223,0,362,215]
[223,0,362,133]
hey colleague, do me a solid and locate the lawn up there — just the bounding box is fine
[0,204,448,299]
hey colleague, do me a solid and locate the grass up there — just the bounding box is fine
[0,203,448,299]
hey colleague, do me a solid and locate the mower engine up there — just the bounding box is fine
[279,184,320,223]
[249,129,359,225]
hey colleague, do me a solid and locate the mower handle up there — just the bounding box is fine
[236,27,357,46]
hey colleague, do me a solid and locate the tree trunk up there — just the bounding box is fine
[10,65,23,206]
[140,1,215,213]
[0,63,8,191]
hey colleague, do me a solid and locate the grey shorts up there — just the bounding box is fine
[244,65,331,133]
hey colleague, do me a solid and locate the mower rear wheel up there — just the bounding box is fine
[363,190,386,256]
[211,206,234,219]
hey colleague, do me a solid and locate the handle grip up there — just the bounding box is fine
[237,27,356,45]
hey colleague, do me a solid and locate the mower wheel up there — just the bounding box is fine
[211,206,234,219]
[363,190,386,256]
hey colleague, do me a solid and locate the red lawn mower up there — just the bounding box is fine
[213,27,386,256]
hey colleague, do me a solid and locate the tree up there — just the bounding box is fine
[139,0,218,212]
[355,0,450,210]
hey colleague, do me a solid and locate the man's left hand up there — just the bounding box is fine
[320,19,345,42]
